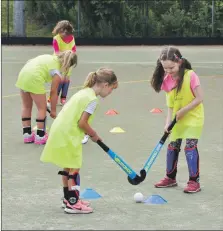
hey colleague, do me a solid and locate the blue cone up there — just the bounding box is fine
[143,195,167,204]
[80,188,102,200]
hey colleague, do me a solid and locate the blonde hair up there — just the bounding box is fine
[56,50,78,75]
[52,20,74,35]
[84,68,118,88]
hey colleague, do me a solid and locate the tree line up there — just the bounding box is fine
[3,0,223,37]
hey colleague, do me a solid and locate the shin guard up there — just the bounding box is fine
[58,171,69,200]
[61,80,70,99]
[185,146,199,182]
[57,82,63,96]
[22,118,32,134]
[36,117,47,133]
[166,146,180,180]
[68,172,80,204]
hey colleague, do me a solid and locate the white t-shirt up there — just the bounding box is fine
[50,69,62,78]
[85,100,97,114]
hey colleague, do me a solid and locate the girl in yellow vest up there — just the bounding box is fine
[47,20,76,106]
[40,68,118,214]
[150,46,204,193]
[16,50,77,145]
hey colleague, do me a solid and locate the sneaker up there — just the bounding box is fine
[47,101,51,110]
[34,133,48,145]
[23,132,35,143]
[184,180,201,193]
[154,176,177,188]
[60,98,66,106]
[82,135,90,144]
[62,199,90,208]
[64,200,93,214]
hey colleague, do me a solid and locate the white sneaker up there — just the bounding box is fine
[82,135,90,144]
[46,102,51,110]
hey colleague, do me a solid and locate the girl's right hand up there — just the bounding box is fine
[90,133,102,143]
[164,123,171,133]
[50,110,57,119]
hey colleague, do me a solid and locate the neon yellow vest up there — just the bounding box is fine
[53,34,75,54]
[16,55,60,94]
[53,34,75,77]
[166,70,204,141]
[40,88,98,169]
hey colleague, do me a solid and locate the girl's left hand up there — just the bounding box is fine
[176,108,186,121]
[50,110,57,119]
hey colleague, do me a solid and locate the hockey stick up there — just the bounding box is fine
[128,117,177,185]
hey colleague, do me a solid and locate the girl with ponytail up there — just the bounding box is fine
[41,67,118,214]
[15,50,77,145]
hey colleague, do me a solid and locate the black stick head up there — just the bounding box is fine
[127,169,147,185]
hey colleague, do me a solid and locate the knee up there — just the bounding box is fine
[69,168,80,174]
[22,105,32,111]
[64,78,70,83]
[185,143,197,151]
[168,142,181,152]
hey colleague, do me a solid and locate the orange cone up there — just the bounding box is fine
[105,109,119,115]
[150,108,162,113]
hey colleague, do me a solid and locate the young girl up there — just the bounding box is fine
[15,50,78,145]
[150,46,204,193]
[40,68,118,214]
[47,20,76,106]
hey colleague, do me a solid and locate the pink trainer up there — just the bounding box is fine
[34,133,48,145]
[23,132,35,143]
[64,200,93,214]
[154,176,177,188]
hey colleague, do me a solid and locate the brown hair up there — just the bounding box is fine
[83,68,118,88]
[56,50,77,75]
[52,20,74,35]
[151,46,192,93]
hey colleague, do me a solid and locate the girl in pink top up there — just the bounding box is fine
[150,46,203,193]
[48,20,76,106]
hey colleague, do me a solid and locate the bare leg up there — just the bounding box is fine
[30,93,47,130]
[20,90,33,127]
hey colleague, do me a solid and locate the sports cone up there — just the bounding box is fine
[106,109,119,115]
[150,108,162,113]
[109,127,125,133]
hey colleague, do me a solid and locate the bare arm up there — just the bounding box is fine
[166,107,173,125]
[50,74,61,115]
[78,112,96,136]
[78,112,101,142]
[176,85,203,121]
[182,85,203,113]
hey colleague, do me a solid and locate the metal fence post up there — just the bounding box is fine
[77,0,80,37]
[7,0,10,38]
[212,0,215,37]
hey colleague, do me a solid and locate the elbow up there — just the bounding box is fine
[198,97,203,104]
[78,120,85,129]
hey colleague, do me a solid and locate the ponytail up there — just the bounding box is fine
[57,50,77,75]
[84,68,118,89]
[150,59,165,93]
[84,72,97,88]
[177,58,192,92]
